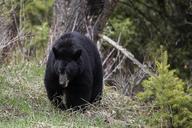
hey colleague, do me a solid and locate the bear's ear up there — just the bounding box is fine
[52,47,59,59]
[73,49,82,60]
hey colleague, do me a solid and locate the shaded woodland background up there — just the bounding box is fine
[1,0,192,79]
[0,0,192,127]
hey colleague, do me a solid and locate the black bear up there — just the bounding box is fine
[44,32,103,110]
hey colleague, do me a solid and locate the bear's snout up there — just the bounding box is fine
[59,73,69,88]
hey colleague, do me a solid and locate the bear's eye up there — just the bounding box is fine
[57,56,72,62]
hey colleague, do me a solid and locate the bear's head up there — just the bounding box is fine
[52,35,82,88]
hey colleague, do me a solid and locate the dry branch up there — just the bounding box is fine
[99,34,156,77]
[104,56,126,80]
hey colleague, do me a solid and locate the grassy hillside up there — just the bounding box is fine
[0,61,145,128]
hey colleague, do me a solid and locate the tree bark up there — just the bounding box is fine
[0,8,19,64]
[45,0,120,62]
[46,0,86,54]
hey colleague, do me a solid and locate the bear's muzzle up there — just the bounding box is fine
[59,73,69,88]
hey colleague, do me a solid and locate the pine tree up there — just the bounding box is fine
[138,51,192,127]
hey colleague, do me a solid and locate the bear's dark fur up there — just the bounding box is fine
[44,32,103,110]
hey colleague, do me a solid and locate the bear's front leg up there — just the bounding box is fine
[66,85,92,111]
[46,86,67,110]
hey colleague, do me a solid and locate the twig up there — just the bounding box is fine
[99,34,156,77]
[102,33,121,66]
[72,12,79,32]
[0,31,27,49]
[104,56,126,81]
[102,48,115,66]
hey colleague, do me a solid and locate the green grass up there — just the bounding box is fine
[0,61,145,128]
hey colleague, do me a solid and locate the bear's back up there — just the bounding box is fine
[67,32,101,70]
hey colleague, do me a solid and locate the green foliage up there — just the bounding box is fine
[104,6,143,58]
[107,0,192,79]
[28,22,49,59]
[105,18,136,41]
[33,22,49,43]
[22,0,53,59]
[0,0,53,60]
[24,0,53,25]
[137,51,192,127]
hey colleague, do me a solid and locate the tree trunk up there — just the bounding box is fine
[45,0,120,62]
[0,9,19,64]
